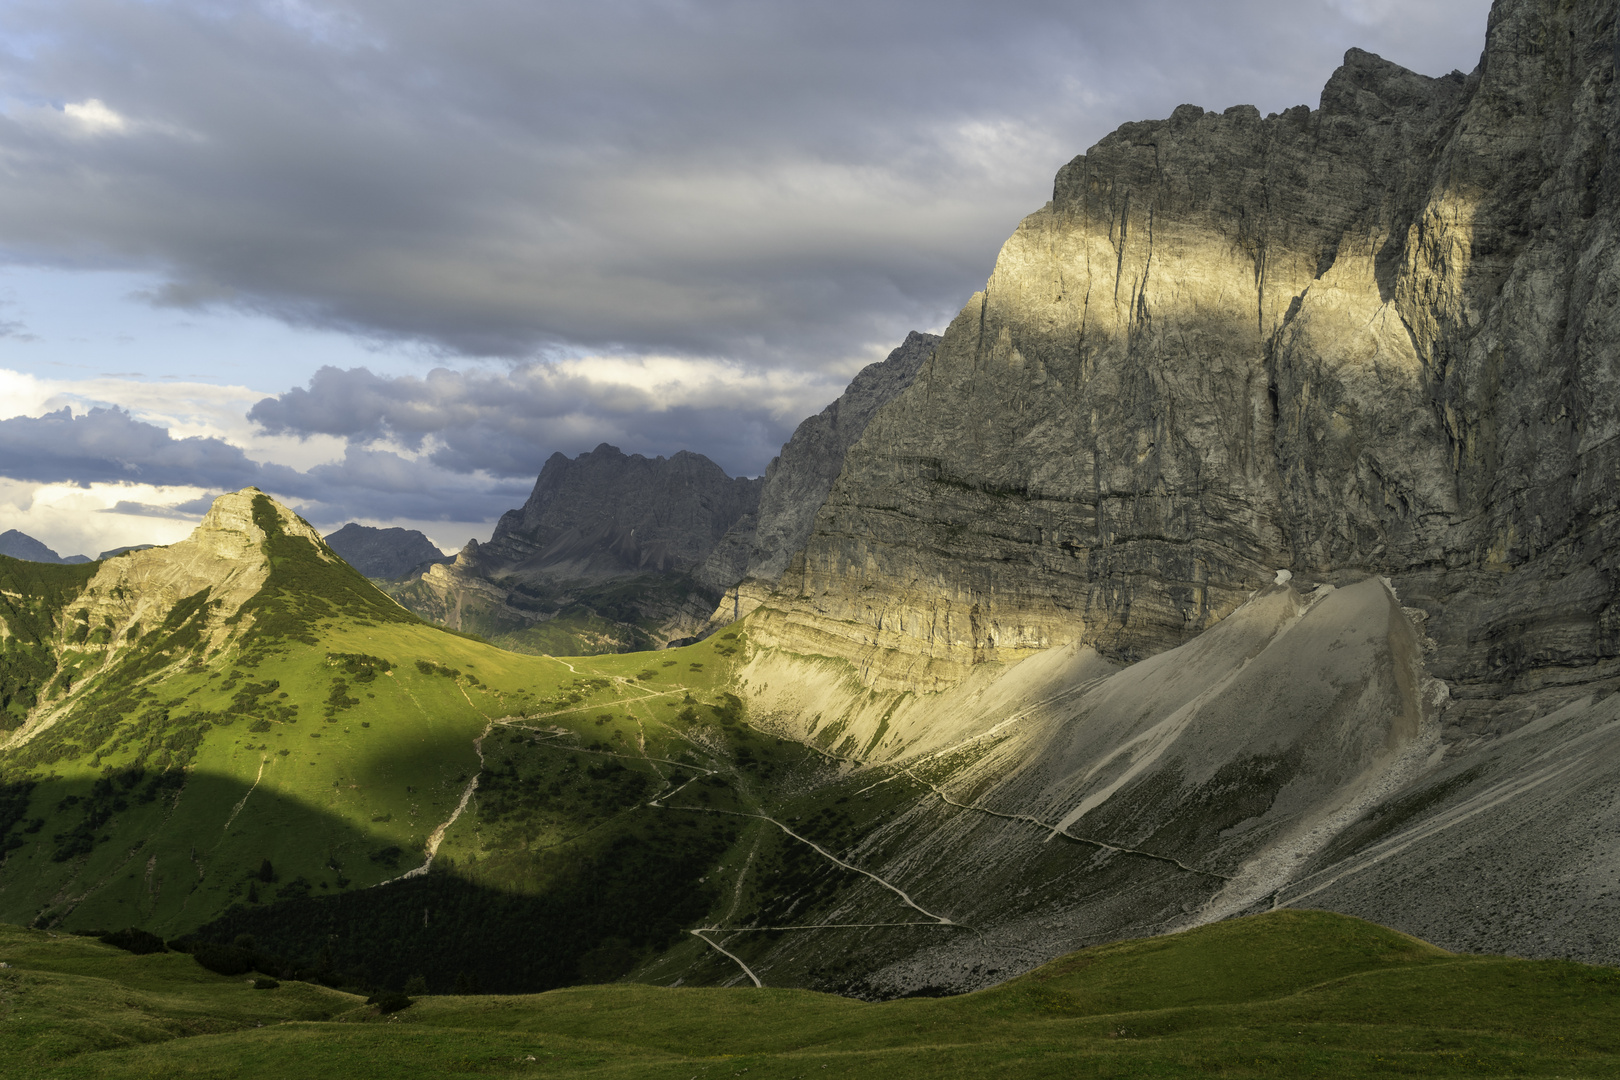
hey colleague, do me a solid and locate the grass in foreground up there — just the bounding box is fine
[4,910,1618,1078]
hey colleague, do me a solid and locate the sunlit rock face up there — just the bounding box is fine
[697,331,939,623]
[67,488,323,654]
[760,0,1620,699]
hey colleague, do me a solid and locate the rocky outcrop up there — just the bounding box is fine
[697,332,939,620]
[383,445,762,652]
[324,523,450,580]
[735,572,1620,987]
[757,0,1620,696]
[2,488,335,748]
[472,444,760,584]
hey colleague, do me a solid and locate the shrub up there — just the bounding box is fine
[192,943,256,976]
[368,992,413,1014]
[252,977,280,990]
[99,928,167,955]
[369,846,403,867]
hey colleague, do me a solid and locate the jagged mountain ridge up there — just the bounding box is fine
[385,335,938,654]
[323,523,451,580]
[754,0,1620,702]
[384,444,760,653]
[475,443,760,582]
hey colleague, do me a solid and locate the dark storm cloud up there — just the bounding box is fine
[0,406,301,489]
[0,406,521,523]
[0,0,1492,369]
[249,362,830,478]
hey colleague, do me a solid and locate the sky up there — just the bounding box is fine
[0,0,1494,559]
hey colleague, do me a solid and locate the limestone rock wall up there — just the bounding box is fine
[697,331,938,623]
[759,0,1620,696]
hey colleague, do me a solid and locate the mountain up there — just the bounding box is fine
[384,444,761,653]
[0,530,89,564]
[323,523,451,580]
[696,330,939,624]
[0,488,765,987]
[2,0,1614,1011]
[722,0,1620,977]
[380,334,940,654]
[476,443,761,580]
[758,18,1617,696]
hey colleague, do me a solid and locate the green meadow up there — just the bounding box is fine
[3,910,1617,1078]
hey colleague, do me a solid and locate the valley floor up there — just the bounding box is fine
[4,911,1618,1079]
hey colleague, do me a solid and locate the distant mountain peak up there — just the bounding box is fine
[0,529,88,564]
[324,522,452,580]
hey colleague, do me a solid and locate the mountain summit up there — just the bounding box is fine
[756,9,1620,700]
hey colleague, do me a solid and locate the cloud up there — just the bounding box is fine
[0,405,297,489]
[0,0,1494,368]
[0,364,352,471]
[249,357,847,477]
[0,0,1496,549]
[61,98,128,136]
[0,404,521,525]
[0,478,206,558]
[102,494,218,518]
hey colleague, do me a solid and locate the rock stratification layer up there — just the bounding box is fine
[698,331,939,617]
[758,0,1620,696]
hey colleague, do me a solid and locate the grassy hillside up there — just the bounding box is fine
[6,492,1614,1022]
[0,558,100,731]
[0,495,869,994]
[4,910,1617,1078]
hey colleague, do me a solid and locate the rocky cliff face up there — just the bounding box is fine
[757,0,1620,698]
[385,444,762,653]
[697,331,939,616]
[474,443,760,583]
[324,523,450,580]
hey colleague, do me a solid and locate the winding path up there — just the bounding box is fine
[687,929,762,988]
[380,721,493,885]
[902,766,1230,881]
[662,803,959,926]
